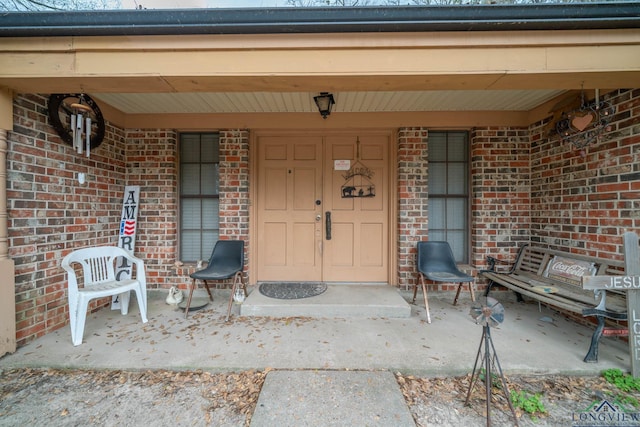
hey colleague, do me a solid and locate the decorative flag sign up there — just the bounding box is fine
[121,219,136,237]
[111,186,141,310]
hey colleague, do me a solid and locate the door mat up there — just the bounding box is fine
[258,282,327,300]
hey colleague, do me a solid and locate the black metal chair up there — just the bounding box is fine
[186,240,246,321]
[413,241,476,323]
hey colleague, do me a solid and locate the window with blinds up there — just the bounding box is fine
[427,131,469,263]
[180,133,220,262]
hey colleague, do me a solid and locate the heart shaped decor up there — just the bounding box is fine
[571,113,594,132]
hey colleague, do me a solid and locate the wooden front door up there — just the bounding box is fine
[322,135,389,282]
[256,133,389,283]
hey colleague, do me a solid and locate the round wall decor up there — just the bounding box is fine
[48,94,105,151]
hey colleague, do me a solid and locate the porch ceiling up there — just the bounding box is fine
[92,89,566,115]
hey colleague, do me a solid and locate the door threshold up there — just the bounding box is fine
[256,281,391,287]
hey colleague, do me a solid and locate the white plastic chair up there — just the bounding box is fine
[61,246,148,346]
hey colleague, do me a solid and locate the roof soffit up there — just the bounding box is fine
[0,14,637,127]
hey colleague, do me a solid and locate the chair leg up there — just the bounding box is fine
[454,281,476,306]
[73,296,89,346]
[203,280,214,301]
[119,290,131,315]
[411,281,418,304]
[134,286,149,323]
[419,274,431,324]
[422,283,431,324]
[453,283,463,306]
[469,281,476,302]
[226,272,243,322]
[184,278,196,319]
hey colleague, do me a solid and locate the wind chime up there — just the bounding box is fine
[48,93,106,156]
[69,98,93,158]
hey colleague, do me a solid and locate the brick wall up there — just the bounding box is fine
[9,94,126,345]
[530,89,640,260]
[397,128,428,288]
[396,126,532,292]
[124,129,179,289]
[219,130,250,242]
[8,94,253,345]
[397,126,533,292]
[171,130,251,289]
[219,130,251,282]
[470,127,531,268]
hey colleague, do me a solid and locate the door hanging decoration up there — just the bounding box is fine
[555,88,615,154]
[341,137,375,198]
[48,93,106,157]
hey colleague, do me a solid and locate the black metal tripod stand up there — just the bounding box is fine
[465,323,519,427]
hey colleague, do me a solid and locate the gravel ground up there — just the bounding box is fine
[2,368,639,427]
[398,372,636,427]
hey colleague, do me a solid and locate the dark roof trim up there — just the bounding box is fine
[1,3,639,37]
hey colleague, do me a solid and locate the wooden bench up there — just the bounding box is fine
[481,244,628,362]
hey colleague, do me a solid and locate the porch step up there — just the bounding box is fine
[240,284,411,318]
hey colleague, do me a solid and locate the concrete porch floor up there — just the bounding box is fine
[241,283,412,318]
[0,285,630,375]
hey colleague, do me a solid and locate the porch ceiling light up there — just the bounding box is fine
[314,92,335,119]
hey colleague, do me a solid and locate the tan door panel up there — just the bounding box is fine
[257,136,323,281]
[323,135,389,282]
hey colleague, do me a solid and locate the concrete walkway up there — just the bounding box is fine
[251,370,415,427]
[0,287,631,425]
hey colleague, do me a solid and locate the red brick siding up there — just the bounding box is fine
[171,130,250,288]
[219,130,250,240]
[471,127,531,268]
[9,94,126,346]
[9,95,252,345]
[123,129,251,291]
[396,127,532,292]
[530,89,640,260]
[397,128,428,288]
[219,130,250,282]
[123,129,179,289]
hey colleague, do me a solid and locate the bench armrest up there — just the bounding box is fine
[482,255,517,274]
[582,307,628,321]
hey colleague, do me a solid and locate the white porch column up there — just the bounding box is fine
[0,87,16,355]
